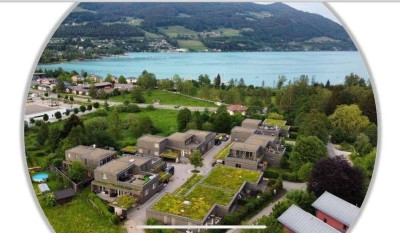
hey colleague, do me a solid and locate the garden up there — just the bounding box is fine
[152,166,262,221]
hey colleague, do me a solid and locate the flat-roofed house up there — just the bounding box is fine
[64,145,117,177]
[91,155,163,203]
[231,126,256,142]
[278,205,340,233]
[137,135,168,157]
[312,192,360,232]
[167,130,216,157]
[241,119,262,129]
[225,142,262,170]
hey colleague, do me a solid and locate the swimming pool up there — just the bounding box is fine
[32,173,49,182]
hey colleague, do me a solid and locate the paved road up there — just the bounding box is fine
[124,140,230,233]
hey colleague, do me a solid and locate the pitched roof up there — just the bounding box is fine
[227,105,248,111]
[278,205,340,233]
[54,188,75,200]
[312,191,360,226]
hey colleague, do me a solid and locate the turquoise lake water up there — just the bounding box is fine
[38,51,370,87]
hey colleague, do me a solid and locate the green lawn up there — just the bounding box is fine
[212,28,241,37]
[152,165,262,221]
[173,174,203,196]
[177,40,206,52]
[39,188,126,233]
[159,26,198,38]
[214,142,233,160]
[111,90,215,107]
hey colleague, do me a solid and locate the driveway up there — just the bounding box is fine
[124,140,229,233]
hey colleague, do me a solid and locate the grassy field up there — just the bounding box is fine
[110,90,215,107]
[214,142,233,160]
[177,40,206,51]
[39,188,126,233]
[212,28,241,37]
[159,26,198,38]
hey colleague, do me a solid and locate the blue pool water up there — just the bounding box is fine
[32,173,49,182]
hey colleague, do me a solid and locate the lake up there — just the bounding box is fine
[38,51,370,87]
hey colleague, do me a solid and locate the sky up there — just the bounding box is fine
[257,2,341,24]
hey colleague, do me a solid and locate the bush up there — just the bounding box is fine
[297,163,313,182]
[93,109,109,117]
[42,193,57,207]
[115,103,141,113]
[146,104,156,111]
[51,158,63,168]
[264,170,280,179]
[289,132,298,140]
[93,102,100,109]
[282,173,298,182]
[88,193,120,225]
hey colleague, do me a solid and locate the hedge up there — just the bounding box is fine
[88,192,120,224]
[281,173,298,182]
[263,170,280,179]
[221,179,283,225]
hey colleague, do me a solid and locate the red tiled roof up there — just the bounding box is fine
[227,105,248,111]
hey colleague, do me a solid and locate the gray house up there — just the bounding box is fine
[91,155,164,203]
[231,126,256,142]
[64,145,117,177]
[137,135,168,157]
[137,130,216,161]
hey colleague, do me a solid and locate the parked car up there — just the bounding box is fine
[165,165,175,175]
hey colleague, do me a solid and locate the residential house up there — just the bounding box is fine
[38,84,51,92]
[278,205,340,233]
[33,72,46,80]
[71,75,85,84]
[91,155,164,203]
[137,130,216,162]
[225,118,285,169]
[63,145,117,177]
[114,83,134,92]
[66,82,113,95]
[126,77,138,85]
[312,192,360,232]
[227,105,248,116]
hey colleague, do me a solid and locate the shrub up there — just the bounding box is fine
[146,104,156,111]
[297,163,313,182]
[88,193,120,225]
[51,158,63,168]
[93,109,109,117]
[289,132,298,139]
[93,102,100,109]
[73,108,79,114]
[263,170,280,179]
[282,173,298,182]
[42,193,57,207]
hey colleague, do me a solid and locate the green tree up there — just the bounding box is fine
[56,78,66,93]
[267,112,284,120]
[129,116,156,138]
[69,96,74,102]
[118,75,127,84]
[108,110,122,140]
[329,104,370,143]
[80,105,87,113]
[131,88,145,103]
[73,108,79,114]
[201,122,214,131]
[290,136,328,170]
[68,161,87,182]
[189,150,203,172]
[45,125,63,151]
[43,193,57,207]
[285,190,317,213]
[353,148,376,179]
[37,123,49,145]
[89,83,97,98]
[297,163,313,182]
[214,74,221,88]
[104,73,114,83]
[177,108,192,132]
[354,133,373,156]
[93,102,100,109]
[298,110,330,143]
[308,156,365,206]
[104,101,110,110]
[62,114,83,137]
[87,104,92,111]
[43,114,49,122]
[64,126,85,148]
[213,106,232,133]
[137,70,157,89]
[54,111,62,120]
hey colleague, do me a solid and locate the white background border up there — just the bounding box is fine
[0,2,398,232]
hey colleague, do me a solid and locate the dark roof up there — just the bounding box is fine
[54,188,75,200]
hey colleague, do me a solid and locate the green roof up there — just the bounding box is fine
[213,142,233,160]
[161,150,180,159]
[265,119,289,130]
[110,195,137,209]
[121,146,138,154]
[152,165,261,221]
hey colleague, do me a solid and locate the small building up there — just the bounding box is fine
[64,145,117,177]
[227,105,248,116]
[54,188,75,204]
[24,103,67,124]
[91,155,164,203]
[278,205,340,233]
[241,119,262,129]
[38,183,50,194]
[312,192,360,232]
[38,84,51,92]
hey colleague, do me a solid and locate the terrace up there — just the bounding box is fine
[264,119,290,131]
[150,166,262,221]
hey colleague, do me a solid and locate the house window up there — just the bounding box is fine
[235,164,241,168]
[343,225,348,230]
[145,189,149,196]
[68,153,71,159]
[102,173,107,180]
[323,218,327,223]
[154,143,159,149]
